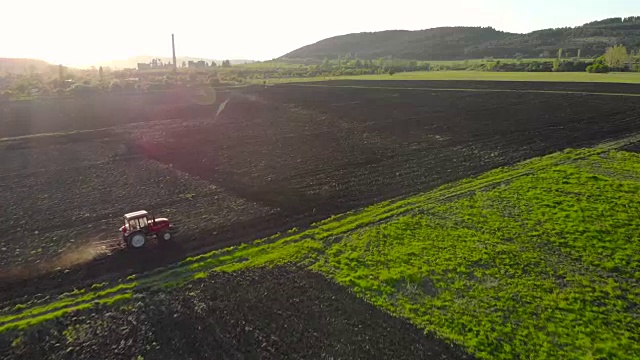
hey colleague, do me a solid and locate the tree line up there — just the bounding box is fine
[1,45,639,100]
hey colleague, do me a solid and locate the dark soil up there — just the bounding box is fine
[2,80,640,301]
[151,82,640,216]
[0,125,274,284]
[316,79,640,94]
[0,88,233,138]
[0,267,475,360]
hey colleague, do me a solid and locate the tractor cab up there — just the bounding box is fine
[120,210,174,249]
[124,210,150,232]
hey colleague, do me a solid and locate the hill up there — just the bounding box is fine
[281,16,640,60]
[0,58,55,74]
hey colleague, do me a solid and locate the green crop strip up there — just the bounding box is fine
[4,139,640,359]
[310,151,640,359]
[0,283,137,331]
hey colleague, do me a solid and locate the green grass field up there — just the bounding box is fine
[257,71,640,84]
[4,138,640,359]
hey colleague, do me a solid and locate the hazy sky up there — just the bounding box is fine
[2,0,639,67]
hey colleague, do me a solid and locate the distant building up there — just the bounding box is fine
[137,59,174,71]
[188,60,208,69]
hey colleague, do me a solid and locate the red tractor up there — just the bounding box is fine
[120,210,175,249]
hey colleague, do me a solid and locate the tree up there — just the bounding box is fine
[210,61,217,68]
[222,60,232,68]
[110,81,123,92]
[181,61,187,68]
[58,64,65,81]
[321,57,330,70]
[604,45,628,70]
[632,51,640,72]
[98,66,104,82]
[586,63,609,73]
[67,83,97,97]
[585,56,609,73]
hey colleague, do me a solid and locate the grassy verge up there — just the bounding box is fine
[254,71,640,84]
[3,139,640,359]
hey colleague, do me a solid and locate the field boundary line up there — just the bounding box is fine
[0,116,210,143]
[286,84,640,97]
[0,127,116,143]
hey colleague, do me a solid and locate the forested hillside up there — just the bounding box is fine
[0,58,54,74]
[282,17,640,60]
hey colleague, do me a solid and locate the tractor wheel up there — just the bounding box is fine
[158,231,173,243]
[127,232,146,249]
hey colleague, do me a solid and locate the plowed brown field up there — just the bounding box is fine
[2,80,639,298]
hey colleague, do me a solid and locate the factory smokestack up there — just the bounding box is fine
[172,34,177,72]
